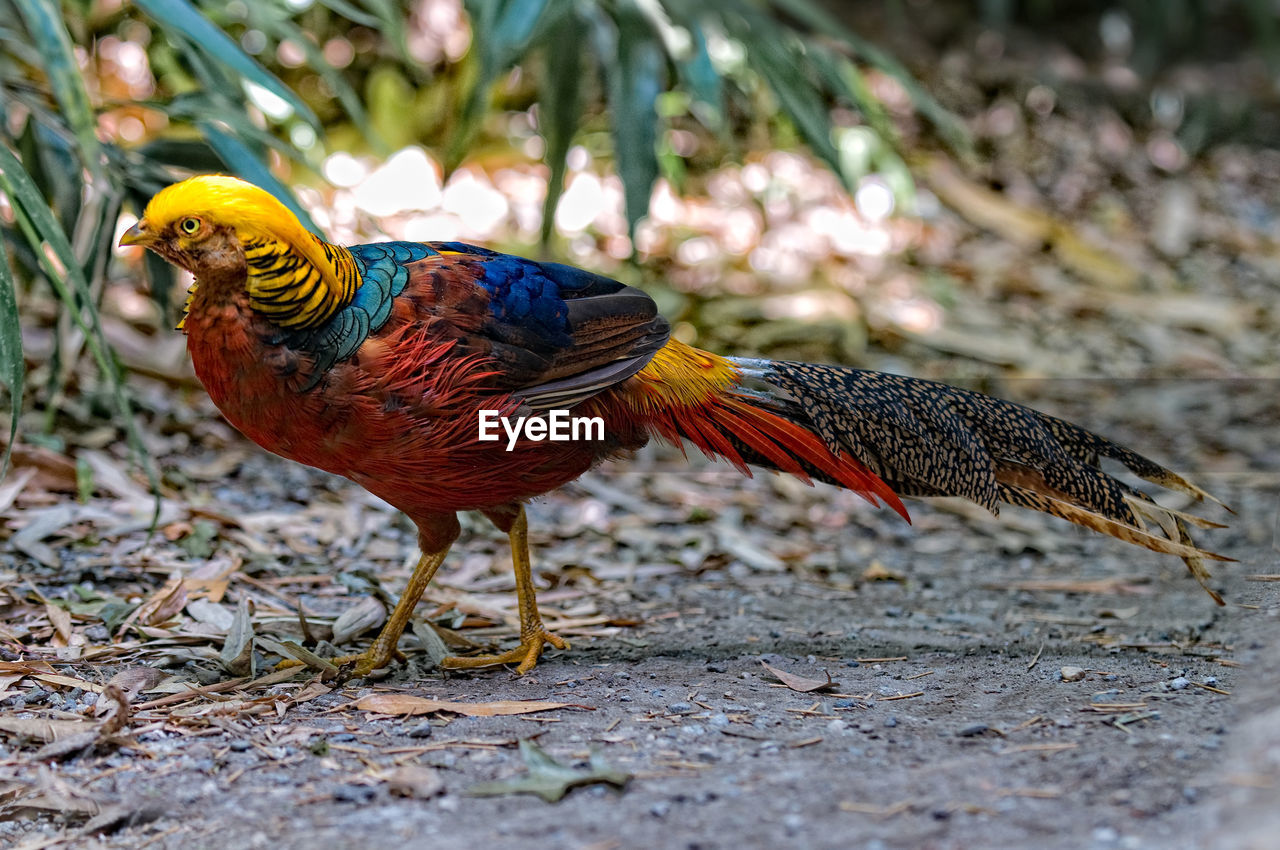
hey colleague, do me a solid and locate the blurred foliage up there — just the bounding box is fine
[454,0,966,241]
[971,0,1280,73]
[0,0,958,469]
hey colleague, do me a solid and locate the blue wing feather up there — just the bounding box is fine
[275,240,658,392]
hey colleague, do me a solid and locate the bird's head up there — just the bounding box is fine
[121,175,357,328]
[121,175,308,270]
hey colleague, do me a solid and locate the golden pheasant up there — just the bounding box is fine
[120,175,1228,678]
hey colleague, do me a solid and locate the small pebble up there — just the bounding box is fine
[1092,826,1118,843]
[834,699,857,708]
[708,713,730,729]
[706,662,728,673]
[228,739,252,752]
[333,784,376,804]
[884,716,898,728]
[957,723,989,737]
[1060,666,1086,682]
[667,702,694,714]
[406,721,434,739]
[650,801,670,818]
[1169,677,1190,690]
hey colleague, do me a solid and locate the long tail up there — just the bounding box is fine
[724,357,1230,603]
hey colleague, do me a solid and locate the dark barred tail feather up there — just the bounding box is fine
[729,358,1231,603]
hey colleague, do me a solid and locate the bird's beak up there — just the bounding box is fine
[118,220,151,248]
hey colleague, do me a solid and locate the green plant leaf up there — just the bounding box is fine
[596,1,664,239]
[14,0,104,178]
[732,19,841,179]
[0,144,156,502]
[676,19,725,132]
[197,120,321,235]
[135,0,321,130]
[768,0,970,154]
[538,9,586,247]
[454,0,564,167]
[0,233,22,474]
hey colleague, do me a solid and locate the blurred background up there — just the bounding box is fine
[1,0,1277,485]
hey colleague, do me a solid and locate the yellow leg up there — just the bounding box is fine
[441,505,567,674]
[279,512,460,680]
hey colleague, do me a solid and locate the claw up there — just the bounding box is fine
[441,627,568,675]
[276,646,400,682]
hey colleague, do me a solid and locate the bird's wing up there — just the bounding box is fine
[277,241,669,405]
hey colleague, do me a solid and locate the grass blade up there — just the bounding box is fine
[676,20,725,132]
[0,144,157,502]
[767,0,970,154]
[596,2,664,239]
[454,0,562,166]
[733,21,841,178]
[0,233,22,474]
[538,10,585,247]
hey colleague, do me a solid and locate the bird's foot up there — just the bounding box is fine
[441,627,568,675]
[276,647,406,682]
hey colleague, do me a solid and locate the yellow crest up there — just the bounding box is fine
[140,175,358,328]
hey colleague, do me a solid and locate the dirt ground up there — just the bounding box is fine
[1,377,1276,850]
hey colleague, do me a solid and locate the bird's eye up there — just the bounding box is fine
[179,217,201,235]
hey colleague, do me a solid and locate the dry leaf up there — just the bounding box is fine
[352,694,586,717]
[102,667,168,708]
[0,717,95,743]
[410,619,450,667]
[33,728,107,761]
[186,598,235,632]
[331,596,387,645]
[126,573,187,630]
[466,739,629,802]
[258,637,339,677]
[761,661,838,693]
[220,598,255,676]
[381,765,444,799]
[32,672,102,693]
[183,554,239,603]
[44,602,72,644]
